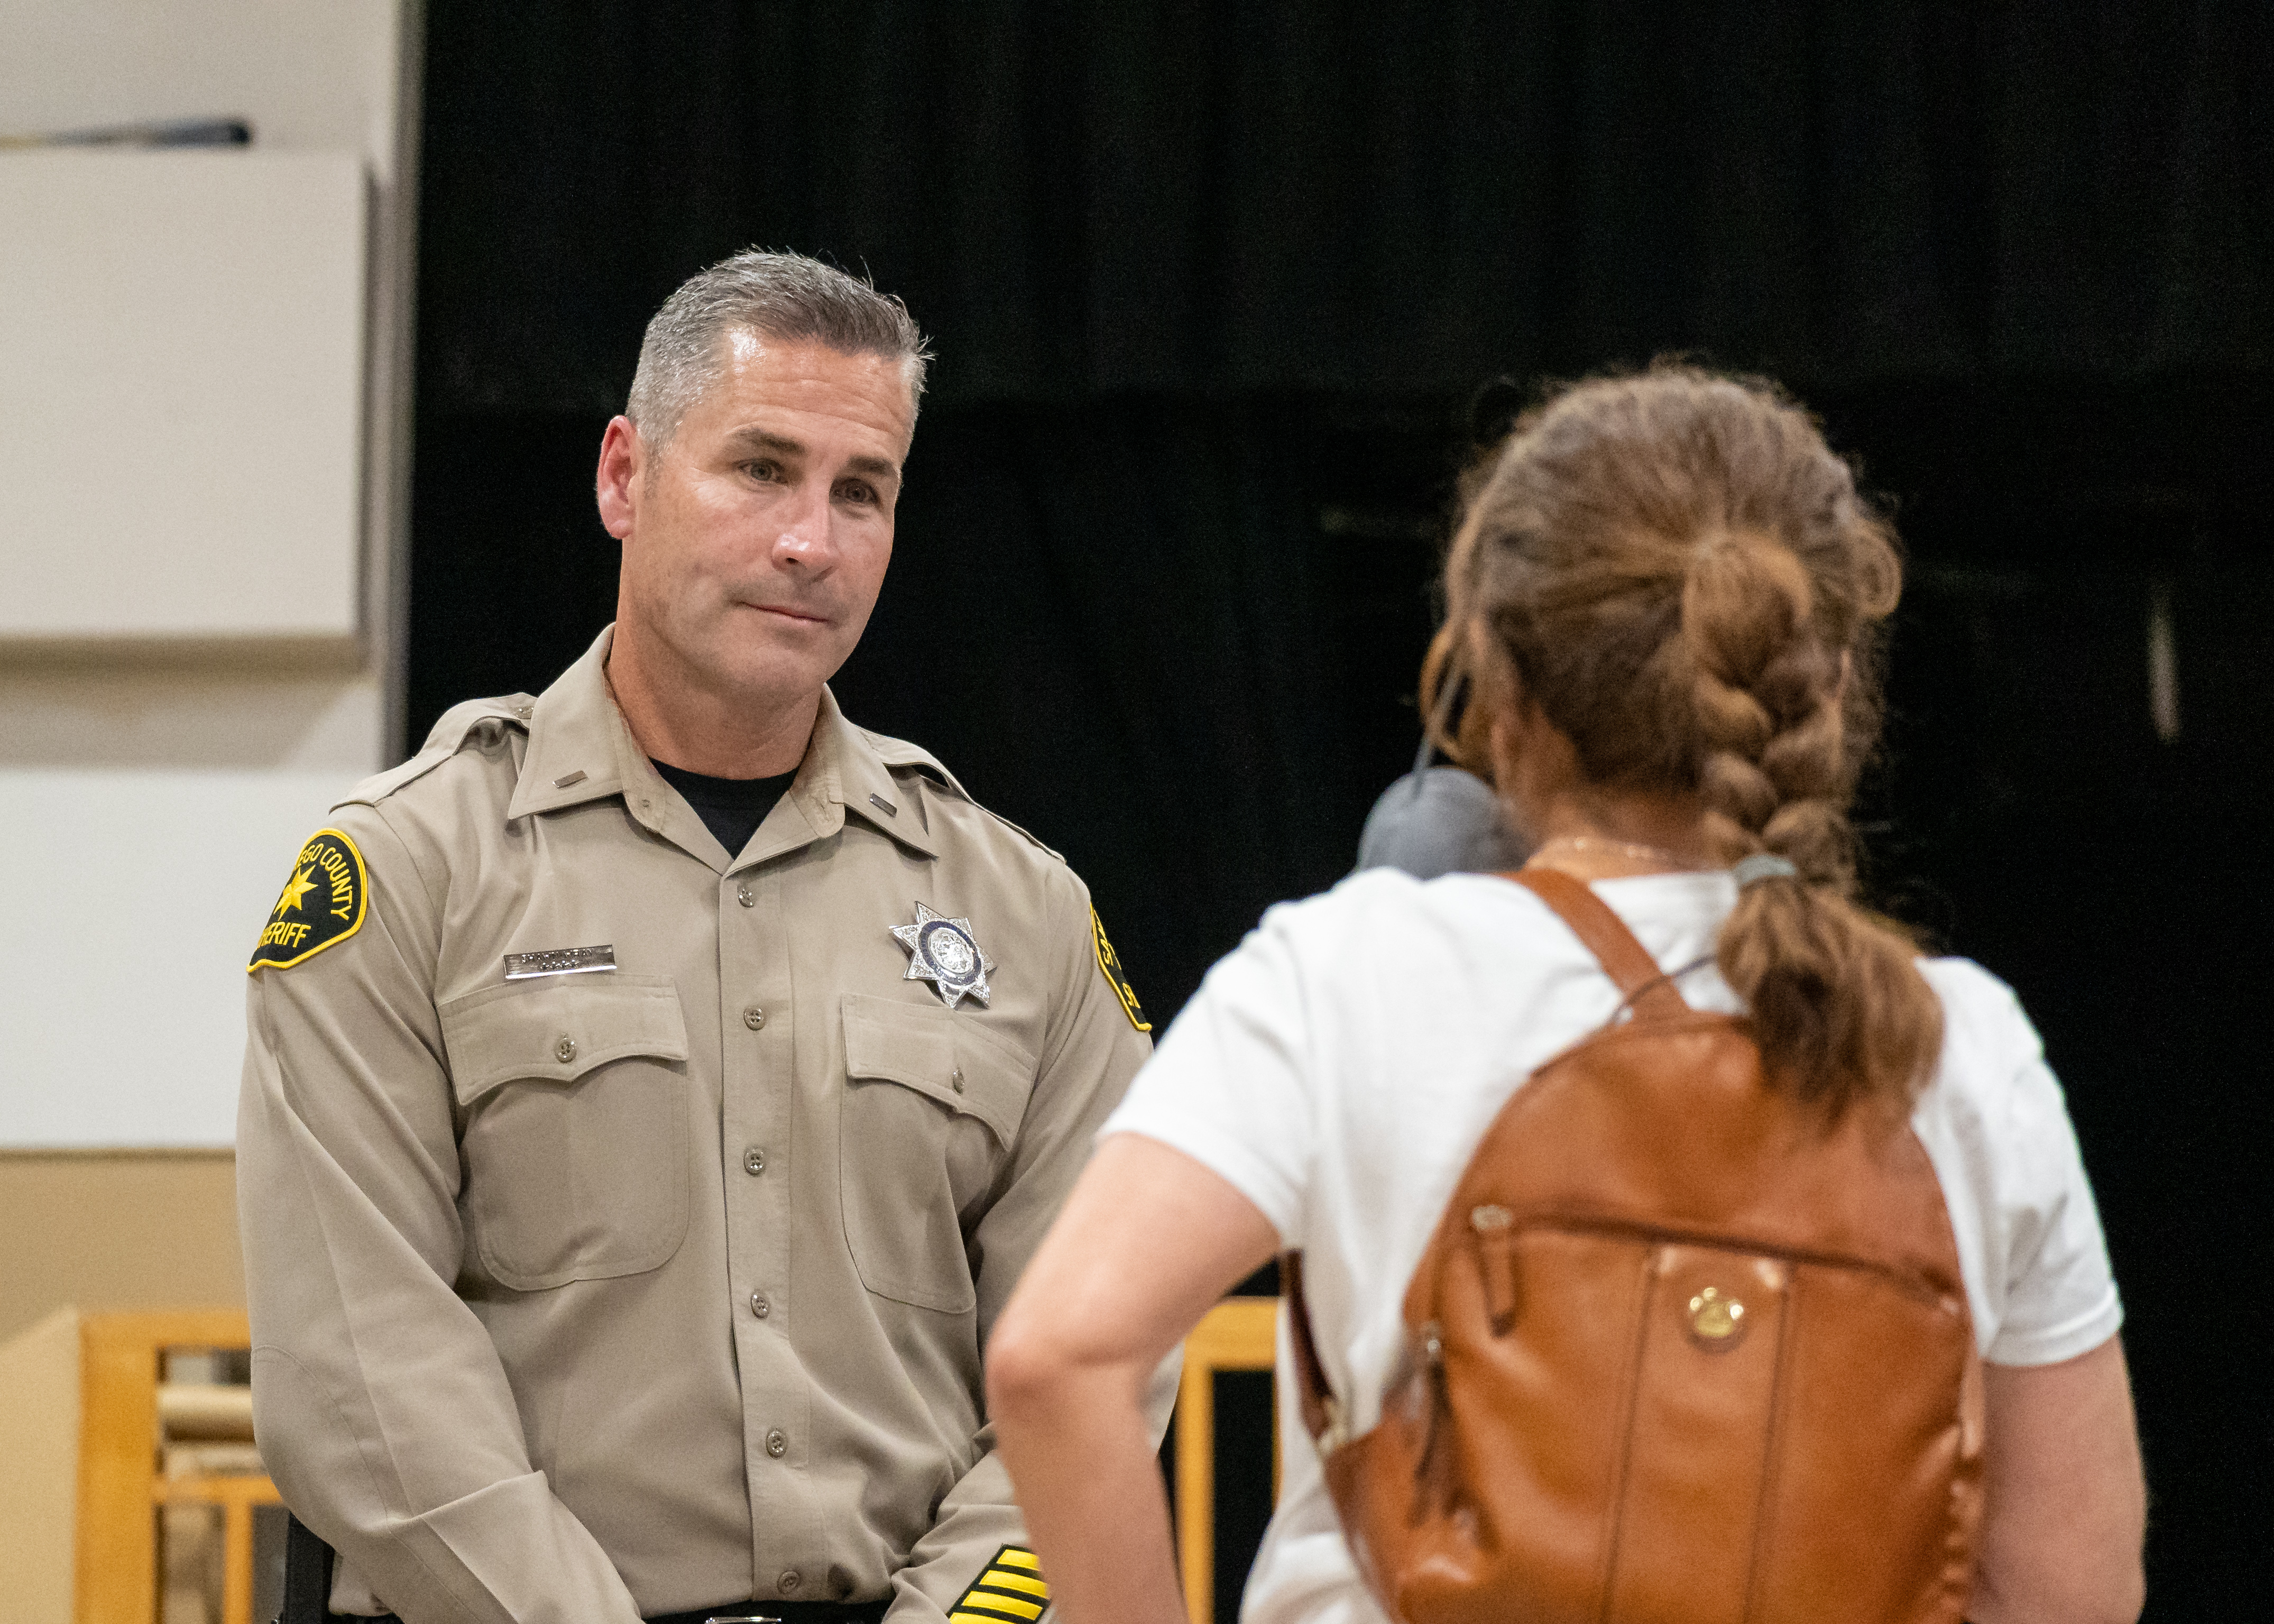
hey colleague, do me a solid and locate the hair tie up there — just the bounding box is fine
[1732,853,1800,888]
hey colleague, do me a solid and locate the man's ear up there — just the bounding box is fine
[596,416,644,540]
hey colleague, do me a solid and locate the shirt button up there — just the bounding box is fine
[743,1147,766,1176]
[743,1006,766,1030]
[778,1571,802,1595]
[750,1291,770,1319]
[736,882,756,908]
[951,1067,965,1094]
[766,1428,787,1457]
[555,1036,577,1063]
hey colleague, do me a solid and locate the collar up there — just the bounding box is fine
[507,626,635,822]
[813,690,946,862]
[507,625,941,865]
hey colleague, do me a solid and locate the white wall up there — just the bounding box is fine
[0,1,419,1146]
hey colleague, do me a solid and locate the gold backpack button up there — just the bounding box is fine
[1687,1286,1746,1348]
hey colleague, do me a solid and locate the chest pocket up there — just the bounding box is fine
[440,974,692,1291]
[839,992,1036,1313]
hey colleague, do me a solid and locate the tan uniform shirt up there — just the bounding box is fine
[238,629,1155,1624]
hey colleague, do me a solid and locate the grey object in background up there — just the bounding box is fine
[1355,764,1530,879]
[0,117,252,149]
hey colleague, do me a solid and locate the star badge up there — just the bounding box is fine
[891,901,995,1009]
[277,866,318,914]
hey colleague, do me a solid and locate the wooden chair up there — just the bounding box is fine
[1173,1297,1282,1624]
[25,1308,281,1624]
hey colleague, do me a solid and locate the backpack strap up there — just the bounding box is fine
[1509,868,1692,1021]
[1284,871,1693,1457]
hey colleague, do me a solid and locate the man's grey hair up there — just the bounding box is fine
[625,250,932,448]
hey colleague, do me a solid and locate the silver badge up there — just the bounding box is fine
[890,901,995,1009]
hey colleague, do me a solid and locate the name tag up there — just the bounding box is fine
[503,944,617,981]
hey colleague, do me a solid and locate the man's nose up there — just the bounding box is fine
[770,481,838,569]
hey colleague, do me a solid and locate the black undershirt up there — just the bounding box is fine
[651,760,798,857]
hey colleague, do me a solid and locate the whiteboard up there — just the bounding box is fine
[0,150,366,646]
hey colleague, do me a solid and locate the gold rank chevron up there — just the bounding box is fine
[949,1545,1051,1623]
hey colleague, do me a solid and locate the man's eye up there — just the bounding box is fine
[838,481,878,506]
[743,460,782,482]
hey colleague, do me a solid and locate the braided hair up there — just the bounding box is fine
[1426,364,1939,1113]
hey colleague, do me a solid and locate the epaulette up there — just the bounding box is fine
[336,696,536,809]
[979,806,1066,864]
[858,726,1065,863]
[860,726,974,801]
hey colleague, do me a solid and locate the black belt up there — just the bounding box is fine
[645,1603,888,1624]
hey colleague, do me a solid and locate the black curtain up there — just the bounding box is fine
[412,6,2272,1617]
[419,0,2271,413]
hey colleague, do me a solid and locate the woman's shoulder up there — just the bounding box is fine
[1275,863,1596,926]
[1917,956,2044,1075]
[1912,955,2073,1146]
[1253,866,1578,965]
[1908,955,2119,1360]
[1918,952,2026,1012]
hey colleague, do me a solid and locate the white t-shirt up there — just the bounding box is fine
[1102,868,2123,1624]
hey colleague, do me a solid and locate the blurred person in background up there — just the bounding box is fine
[987,367,2146,1624]
[1351,625,1530,879]
[1352,380,1535,884]
[238,251,1157,1624]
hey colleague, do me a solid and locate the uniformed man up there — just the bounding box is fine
[238,251,1159,1624]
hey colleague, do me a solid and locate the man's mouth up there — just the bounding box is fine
[744,602,829,626]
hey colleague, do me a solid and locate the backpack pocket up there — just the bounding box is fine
[1344,1221,1973,1624]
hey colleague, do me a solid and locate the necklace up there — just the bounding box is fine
[1530,834,1707,872]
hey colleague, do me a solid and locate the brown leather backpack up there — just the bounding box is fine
[1286,868,1984,1624]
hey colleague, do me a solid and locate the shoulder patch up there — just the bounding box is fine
[1092,909,1151,1032]
[248,829,368,972]
[950,1545,1048,1624]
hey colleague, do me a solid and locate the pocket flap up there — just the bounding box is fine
[841,993,1033,1146]
[441,974,688,1107]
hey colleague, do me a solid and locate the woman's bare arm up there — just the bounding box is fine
[1971,1336,2147,1624]
[988,1132,1281,1624]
